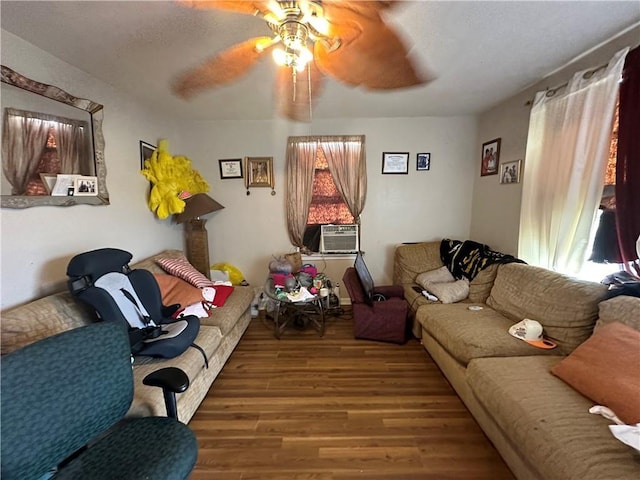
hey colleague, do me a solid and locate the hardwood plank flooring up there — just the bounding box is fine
[189,309,514,479]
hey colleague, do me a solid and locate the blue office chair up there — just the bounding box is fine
[1,322,198,480]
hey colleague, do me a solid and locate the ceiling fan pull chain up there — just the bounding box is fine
[292,66,298,102]
[307,62,313,122]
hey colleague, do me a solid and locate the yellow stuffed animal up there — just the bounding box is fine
[141,140,209,219]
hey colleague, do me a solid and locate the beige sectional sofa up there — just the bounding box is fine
[394,241,640,480]
[1,249,253,423]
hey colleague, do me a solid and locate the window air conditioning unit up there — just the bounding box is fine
[320,224,359,253]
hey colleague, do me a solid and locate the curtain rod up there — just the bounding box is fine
[524,62,609,106]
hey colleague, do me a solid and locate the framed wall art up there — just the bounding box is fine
[219,158,243,179]
[481,138,501,176]
[500,160,522,184]
[382,152,409,174]
[417,153,431,171]
[244,157,275,195]
[139,141,156,169]
[74,175,98,196]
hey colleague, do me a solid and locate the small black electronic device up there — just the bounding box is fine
[412,285,423,293]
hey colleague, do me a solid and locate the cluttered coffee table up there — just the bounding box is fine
[264,278,326,339]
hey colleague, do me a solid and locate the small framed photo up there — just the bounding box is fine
[382,152,409,174]
[219,158,243,179]
[74,175,98,196]
[417,153,431,171]
[245,157,273,187]
[481,138,501,176]
[500,160,522,184]
[51,174,81,196]
[39,173,57,194]
[140,141,156,169]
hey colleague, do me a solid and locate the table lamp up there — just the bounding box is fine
[174,193,224,279]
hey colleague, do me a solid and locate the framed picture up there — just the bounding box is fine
[74,175,98,196]
[500,160,522,184]
[245,157,273,187]
[417,153,431,171]
[382,152,409,174]
[139,141,156,169]
[39,173,57,194]
[51,174,81,196]
[219,158,243,179]
[481,138,501,176]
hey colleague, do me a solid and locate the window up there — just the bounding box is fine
[518,50,627,276]
[285,135,366,254]
[303,147,355,251]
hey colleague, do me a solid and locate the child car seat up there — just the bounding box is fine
[67,248,201,359]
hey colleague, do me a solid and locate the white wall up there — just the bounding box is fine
[0,31,185,309]
[181,116,476,288]
[1,30,477,310]
[470,26,640,256]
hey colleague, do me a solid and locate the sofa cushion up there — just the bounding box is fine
[487,263,609,354]
[467,264,499,303]
[393,241,443,285]
[199,286,253,335]
[595,295,640,332]
[467,356,639,480]
[419,303,561,365]
[1,292,96,355]
[551,321,640,424]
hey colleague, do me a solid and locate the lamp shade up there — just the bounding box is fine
[175,193,224,223]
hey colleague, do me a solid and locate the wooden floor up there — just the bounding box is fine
[188,309,515,479]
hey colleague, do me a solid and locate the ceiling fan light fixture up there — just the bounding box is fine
[272,44,312,71]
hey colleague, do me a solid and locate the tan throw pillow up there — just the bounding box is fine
[416,266,455,290]
[153,274,205,307]
[551,321,640,425]
[426,279,470,304]
[155,255,214,288]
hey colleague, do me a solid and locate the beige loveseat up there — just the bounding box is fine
[1,249,253,423]
[394,241,640,480]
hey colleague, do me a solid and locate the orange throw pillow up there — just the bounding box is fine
[551,321,640,424]
[153,274,204,307]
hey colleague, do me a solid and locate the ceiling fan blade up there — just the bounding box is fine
[177,0,272,16]
[275,61,324,122]
[173,37,274,98]
[322,0,398,19]
[315,3,430,90]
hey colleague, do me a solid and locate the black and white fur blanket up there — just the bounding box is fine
[440,239,525,281]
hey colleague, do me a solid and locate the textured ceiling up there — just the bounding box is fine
[2,1,639,121]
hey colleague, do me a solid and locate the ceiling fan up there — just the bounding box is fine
[173,0,430,122]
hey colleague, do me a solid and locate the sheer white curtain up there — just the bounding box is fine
[518,48,628,274]
[52,120,87,174]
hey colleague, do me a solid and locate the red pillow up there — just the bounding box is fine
[211,285,234,307]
